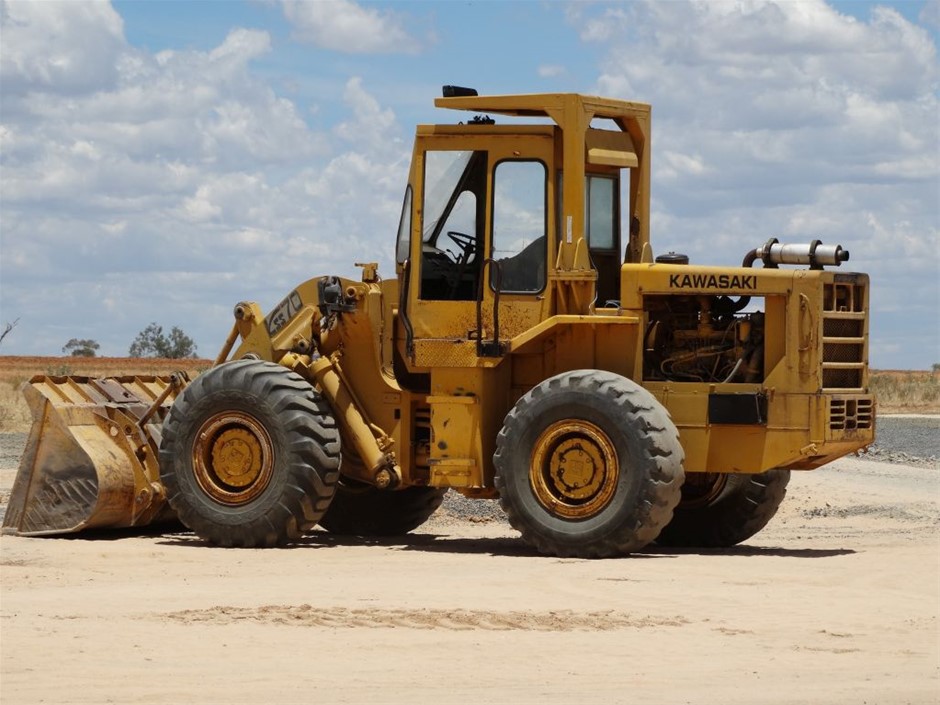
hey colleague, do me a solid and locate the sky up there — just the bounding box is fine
[1,0,938,369]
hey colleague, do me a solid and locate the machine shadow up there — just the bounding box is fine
[152,531,555,557]
[643,545,856,558]
[11,521,854,560]
[21,520,189,542]
[151,530,854,559]
[152,530,662,558]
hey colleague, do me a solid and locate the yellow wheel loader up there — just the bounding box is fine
[3,87,875,557]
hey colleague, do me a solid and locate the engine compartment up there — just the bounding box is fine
[642,293,765,384]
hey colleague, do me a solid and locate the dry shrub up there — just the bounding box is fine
[0,381,32,432]
[871,370,940,413]
[0,357,212,433]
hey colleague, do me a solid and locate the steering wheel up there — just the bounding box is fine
[443,231,477,298]
[446,231,476,264]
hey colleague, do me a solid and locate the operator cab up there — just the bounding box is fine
[395,89,651,359]
[414,149,548,301]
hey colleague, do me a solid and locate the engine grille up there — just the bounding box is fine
[413,406,431,476]
[829,397,874,431]
[821,281,867,390]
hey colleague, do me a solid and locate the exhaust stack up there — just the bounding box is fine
[751,237,849,269]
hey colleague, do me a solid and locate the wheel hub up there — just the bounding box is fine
[211,428,261,487]
[192,411,274,505]
[530,420,618,519]
[677,472,727,508]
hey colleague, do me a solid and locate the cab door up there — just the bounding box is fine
[402,130,554,367]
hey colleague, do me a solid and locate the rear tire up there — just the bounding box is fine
[655,469,790,548]
[319,478,447,536]
[159,360,340,547]
[494,370,684,558]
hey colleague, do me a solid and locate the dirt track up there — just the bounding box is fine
[1,456,938,705]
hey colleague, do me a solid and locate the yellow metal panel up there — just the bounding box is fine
[426,366,510,488]
[428,392,479,488]
[621,262,799,300]
[645,380,873,473]
[586,127,638,168]
[587,148,637,168]
[509,314,639,352]
[413,339,482,369]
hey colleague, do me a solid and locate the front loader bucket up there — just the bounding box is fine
[2,374,186,536]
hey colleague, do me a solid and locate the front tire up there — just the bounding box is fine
[494,370,684,558]
[159,360,340,547]
[655,469,790,548]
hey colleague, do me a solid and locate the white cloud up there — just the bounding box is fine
[334,76,402,154]
[0,0,125,95]
[576,0,939,368]
[208,26,271,63]
[921,0,940,28]
[280,0,420,54]
[0,4,410,358]
[659,150,710,180]
[538,64,566,78]
[0,0,934,371]
[577,7,628,43]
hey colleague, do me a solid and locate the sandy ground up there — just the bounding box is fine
[1,457,938,705]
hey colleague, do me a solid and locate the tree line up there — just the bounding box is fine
[62,323,197,358]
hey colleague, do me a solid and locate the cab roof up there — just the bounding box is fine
[434,92,650,124]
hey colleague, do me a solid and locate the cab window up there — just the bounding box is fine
[586,175,616,250]
[420,150,487,300]
[491,160,547,293]
[395,185,412,265]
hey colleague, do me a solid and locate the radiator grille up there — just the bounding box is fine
[829,397,874,431]
[823,342,864,363]
[821,282,867,391]
[823,318,864,338]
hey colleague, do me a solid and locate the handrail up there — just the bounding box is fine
[475,259,504,357]
[399,259,415,357]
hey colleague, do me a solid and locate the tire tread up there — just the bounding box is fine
[494,370,684,558]
[159,360,340,547]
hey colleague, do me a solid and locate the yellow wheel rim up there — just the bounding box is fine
[192,411,274,505]
[677,473,727,509]
[529,420,619,519]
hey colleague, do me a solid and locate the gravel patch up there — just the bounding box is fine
[799,502,937,522]
[0,433,27,469]
[438,493,507,524]
[860,416,939,469]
